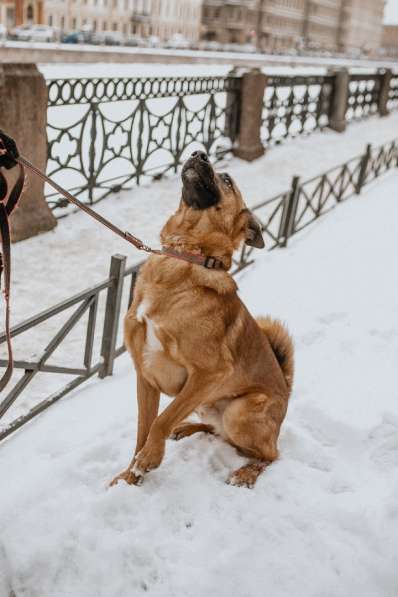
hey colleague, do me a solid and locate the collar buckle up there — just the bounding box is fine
[204,256,221,269]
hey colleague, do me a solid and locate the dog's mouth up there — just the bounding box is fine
[181,152,221,210]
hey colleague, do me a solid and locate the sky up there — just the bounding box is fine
[384,0,398,24]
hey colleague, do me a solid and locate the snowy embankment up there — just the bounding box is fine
[1,172,398,597]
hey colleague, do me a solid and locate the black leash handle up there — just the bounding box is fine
[0,131,25,392]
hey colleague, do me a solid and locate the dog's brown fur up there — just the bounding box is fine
[110,157,294,489]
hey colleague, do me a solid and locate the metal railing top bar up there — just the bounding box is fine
[47,75,241,107]
[0,261,141,346]
[267,74,334,86]
[0,278,112,345]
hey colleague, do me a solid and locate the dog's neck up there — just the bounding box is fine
[160,232,234,272]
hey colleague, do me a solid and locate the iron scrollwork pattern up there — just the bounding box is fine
[261,75,333,146]
[346,74,381,122]
[387,75,398,112]
[46,76,241,213]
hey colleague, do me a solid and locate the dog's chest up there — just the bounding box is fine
[136,299,162,355]
[135,297,187,396]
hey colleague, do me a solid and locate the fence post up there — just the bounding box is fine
[0,63,57,242]
[99,254,126,378]
[356,144,372,194]
[280,176,301,247]
[328,68,349,133]
[233,68,266,161]
[224,67,241,144]
[378,69,392,117]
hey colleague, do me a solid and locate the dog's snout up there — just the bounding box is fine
[191,151,209,162]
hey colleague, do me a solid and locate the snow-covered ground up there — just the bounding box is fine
[1,171,397,597]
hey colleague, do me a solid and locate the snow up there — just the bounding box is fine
[1,170,398,597]
[39,62,328,79]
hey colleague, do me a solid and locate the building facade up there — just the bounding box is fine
[257,0,305,51]
[133,0,202,41]
[201,0,385,55]
[338,0,385,56]
[1,0,43,27]
[0,0,15,27]
[382,24,398,58]
[303,0,342,51]
[2,0,202,41]
[201,0,258,45]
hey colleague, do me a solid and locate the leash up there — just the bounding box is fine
[0,132,226,392]
[16,155,226,271]
[0,135,25,392]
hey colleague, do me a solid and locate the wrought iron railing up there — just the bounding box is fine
[46,76,240,213]
[45,71,398,216]
[261,74,334,145]
[0,256,139,442]
[346,74,381,122]
[387,74,398,112]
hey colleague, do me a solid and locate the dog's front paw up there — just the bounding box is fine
[226,462,268,489]
[133,440,165,475]
[109,469,143,487]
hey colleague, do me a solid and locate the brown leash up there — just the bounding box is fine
[16,155,226,271]
[0,134,225,392]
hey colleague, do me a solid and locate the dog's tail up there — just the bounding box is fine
[257,316,294,394]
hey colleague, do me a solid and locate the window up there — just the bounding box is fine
[26,4,34,21]
[48,14,53,25]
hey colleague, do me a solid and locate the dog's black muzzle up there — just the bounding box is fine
[181,151,221,210]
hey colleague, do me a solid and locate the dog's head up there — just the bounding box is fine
[174,151,264,251]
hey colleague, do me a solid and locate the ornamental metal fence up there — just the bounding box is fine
[1,137,397,442]
[387,74,398,112]
[261,74,334,145]
[346,74,381,122]
[46,76,240,213]
[45,69,397,216]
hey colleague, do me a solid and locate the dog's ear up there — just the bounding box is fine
[245,212,265,249]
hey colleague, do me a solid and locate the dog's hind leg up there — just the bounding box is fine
[170,422,215,441]
[222,392,286,488]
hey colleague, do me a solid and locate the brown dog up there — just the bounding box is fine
[111,150,294,488]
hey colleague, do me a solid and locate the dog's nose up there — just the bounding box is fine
[191,150,209,162]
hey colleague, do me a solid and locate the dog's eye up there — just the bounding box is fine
[221,173,232,187]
